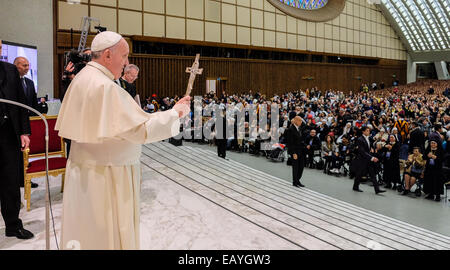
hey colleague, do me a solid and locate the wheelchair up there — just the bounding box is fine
[341,153,352,177]
[322,152,343,176]
[305,148,322,169]
[311,149,325,170]
[397,168,424,197]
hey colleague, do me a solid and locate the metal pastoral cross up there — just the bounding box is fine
[185,54,203,96]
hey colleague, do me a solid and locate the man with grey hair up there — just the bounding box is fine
[55,31,190,250]
[123,64,139,79]
[287,116,306,188]
[118,64,140,106]
[13,56,38,116]
[13,56,39,189]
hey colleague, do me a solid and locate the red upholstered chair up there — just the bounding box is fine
[23,115,67,211]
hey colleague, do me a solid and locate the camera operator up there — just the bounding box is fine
[60,48,91,102]
[60,48,91,157]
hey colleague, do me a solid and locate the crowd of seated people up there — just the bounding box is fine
[142,80,450,202]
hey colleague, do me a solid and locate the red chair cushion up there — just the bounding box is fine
[26,157,67,174]
[29,118,61,155]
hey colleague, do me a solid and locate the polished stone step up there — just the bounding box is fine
[184,145,450,245]
[145,142,450,250]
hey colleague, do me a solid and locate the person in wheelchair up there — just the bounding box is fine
[346,134,359,178]
[238,122,250,152]
[373,127,389,149]
[382,134,401,190]
[247,122,260,155]
[338,135,352,176]
[402,147,426,195]
[305,129,321,168]
[322,134,340,174]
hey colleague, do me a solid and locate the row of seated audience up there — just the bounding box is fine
[142,80,450,202]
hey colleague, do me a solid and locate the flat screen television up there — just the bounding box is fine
[0,41,38,91]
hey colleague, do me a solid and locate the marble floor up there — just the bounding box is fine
[1,142,449,250]
[185,141,450,236]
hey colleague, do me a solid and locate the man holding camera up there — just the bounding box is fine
[60,48,91,157]
[60,48,91,102]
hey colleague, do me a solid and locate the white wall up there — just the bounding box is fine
[435,61,450,80]
[406,53,416,84]
[57,0,408,60]
[0,0,54,98]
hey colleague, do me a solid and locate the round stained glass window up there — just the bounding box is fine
[268,0,345,22]
[280,0,329,10]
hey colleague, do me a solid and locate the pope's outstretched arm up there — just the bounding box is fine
[118,96,191,144]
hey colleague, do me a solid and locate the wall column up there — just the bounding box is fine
[434,61,450,80]
[407,53,417,84]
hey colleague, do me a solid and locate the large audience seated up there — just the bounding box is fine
[142,80,450,202]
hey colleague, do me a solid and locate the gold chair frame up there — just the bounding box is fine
[23,115,66,211]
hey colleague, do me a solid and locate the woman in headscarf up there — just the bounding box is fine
[391,127,401,143]
[423,138,444,201]
[342,122,352,136]
[373,127,389,147]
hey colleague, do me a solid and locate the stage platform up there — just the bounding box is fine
[1,142,449,250]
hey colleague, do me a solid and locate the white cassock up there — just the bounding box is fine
[55,61,180,250]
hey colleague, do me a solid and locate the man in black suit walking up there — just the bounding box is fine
[287,116,306,188]
[13,57,38,116]
[0,40,34,239]
[351,126,386,194]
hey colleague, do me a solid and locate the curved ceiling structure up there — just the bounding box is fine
[380,0,450,53]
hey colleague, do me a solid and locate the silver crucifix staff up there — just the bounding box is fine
[185,54,203,96]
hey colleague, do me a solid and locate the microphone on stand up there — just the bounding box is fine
[0,98,56,250]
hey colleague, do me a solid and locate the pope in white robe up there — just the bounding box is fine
[55,31,190,250]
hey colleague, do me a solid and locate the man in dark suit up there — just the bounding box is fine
[36,97,49,114]
[117,64,140,106]
[117,77,136,98]
[351,126,386,194]
[287,116,306,188]
[289,106,302,121]
[13,57,39,189]
[13,57,38,116]
[305,129,321,168]
[408,121,425,153]
[215,109,228,159]
[0,40,34,239]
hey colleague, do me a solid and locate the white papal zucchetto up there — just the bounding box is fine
[91,31,123,52]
